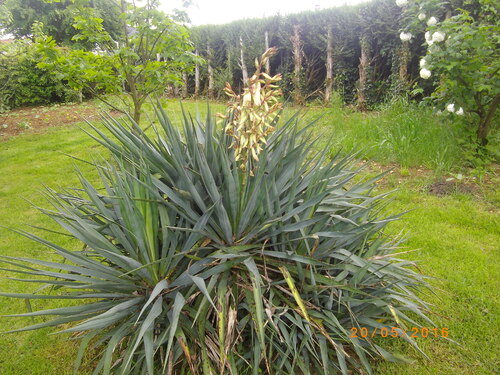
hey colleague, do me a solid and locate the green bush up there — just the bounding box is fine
[10,54,75,106]
[0,41,79,111]
[1,102,432,374]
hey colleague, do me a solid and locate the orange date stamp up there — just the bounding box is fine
[350,327,449,338]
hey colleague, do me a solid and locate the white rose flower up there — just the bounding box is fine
[420,58,427,68]
[396,0,408,6]
[427,17,438,26]
[418,13,426,21]
[400,32,412,42]
[456,107,464,115]
[446,103,455,113]
[432,31,446,42]
[420,68,432,79]
[425,31,431,41]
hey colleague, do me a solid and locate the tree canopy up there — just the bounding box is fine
[1,0,123,47]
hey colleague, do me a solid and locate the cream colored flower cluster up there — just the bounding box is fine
[218,48,283,172]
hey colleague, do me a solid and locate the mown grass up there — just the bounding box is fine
[0,100,498,374]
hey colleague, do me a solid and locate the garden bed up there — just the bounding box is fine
[0,101,121,139]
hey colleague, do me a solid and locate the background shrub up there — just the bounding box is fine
[0,41,80,111]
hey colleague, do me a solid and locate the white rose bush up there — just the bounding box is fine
[399,0,499,148]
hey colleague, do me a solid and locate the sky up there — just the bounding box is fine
[0,0,371,39]
[161,0,371,25]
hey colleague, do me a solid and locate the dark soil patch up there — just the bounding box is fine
[0,102,121,140]
[364,161,498,204]
[427,180,480,196]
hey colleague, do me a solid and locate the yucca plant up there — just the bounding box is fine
[1,54,432,375]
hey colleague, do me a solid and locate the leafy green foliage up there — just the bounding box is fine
[1,100,433,373]
[34,26,121,94]
[0,39,79,111]
[0,0,123,48]
[426,11,498,145]
[404,0,499,147]
[34,0,200,123]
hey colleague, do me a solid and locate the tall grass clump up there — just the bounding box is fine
[312,98,463,171]
[374,99,463,170]
[1,51,432,374]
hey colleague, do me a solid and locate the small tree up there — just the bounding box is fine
[35,0,200,124]
[401,0,499,147]
[422,11,499,146]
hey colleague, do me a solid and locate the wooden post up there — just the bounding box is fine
[357,36,369,111]
[324,26,334,105]
[239,36,249,86]
[291,24,303,105]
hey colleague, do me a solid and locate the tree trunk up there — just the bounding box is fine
[324,26,334,105]
[240,36,249,86]
[291,24,303,105]
[121,0,129,47]
[398,40,410,84]
[194,49,200,98]
[207,42,214,99]
[175,84,181,97]
[126,71,142,124]
[182,72,188,98]
[477,94,499,146]
[133,100,142,124]
[357,36,369,111]
[227,50,232,85]
[265,31,271,74]
[207,64,214,98]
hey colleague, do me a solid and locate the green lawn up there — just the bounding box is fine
[0,100,498,374]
